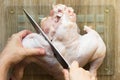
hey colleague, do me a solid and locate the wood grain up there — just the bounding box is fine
[0,0,119,80]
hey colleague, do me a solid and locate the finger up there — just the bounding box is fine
[70,61,79,70]
[62,69,69,80]
[17,30,32,39]
[25,48,45,56]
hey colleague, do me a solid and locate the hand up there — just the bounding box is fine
[0,30,45,66]
[0,30,45,80]
[63,61,92,80]
[70,61,92,80]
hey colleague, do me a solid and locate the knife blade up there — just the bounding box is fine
[23,9,70,69]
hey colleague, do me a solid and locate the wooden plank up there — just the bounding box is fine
[0,0,118,80]
[4,4,115,77]
[0,0,6,51]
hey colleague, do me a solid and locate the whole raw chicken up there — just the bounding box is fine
[11,4,106,80]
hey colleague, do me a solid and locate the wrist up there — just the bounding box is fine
[0,52,11,71]
[0,53,11,80]
[0,48,14,66]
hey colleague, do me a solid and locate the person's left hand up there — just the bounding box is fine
[0,30,46,80]
[0,30,45,68]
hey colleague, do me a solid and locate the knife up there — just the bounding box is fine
[23,9,70,69]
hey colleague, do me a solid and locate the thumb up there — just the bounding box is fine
[69,61,79,80]
[70,61,79,71]
[25,48,45,56]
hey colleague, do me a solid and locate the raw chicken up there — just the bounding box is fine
[40,4,106,80]
[11,4,106,80]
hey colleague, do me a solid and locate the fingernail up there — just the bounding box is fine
[71,60,79,68]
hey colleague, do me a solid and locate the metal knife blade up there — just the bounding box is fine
[23,9,70,69]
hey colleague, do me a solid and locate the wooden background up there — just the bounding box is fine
[0,0,119,80]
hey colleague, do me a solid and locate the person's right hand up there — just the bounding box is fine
[63,61,93,80]
[69,61,92,80]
